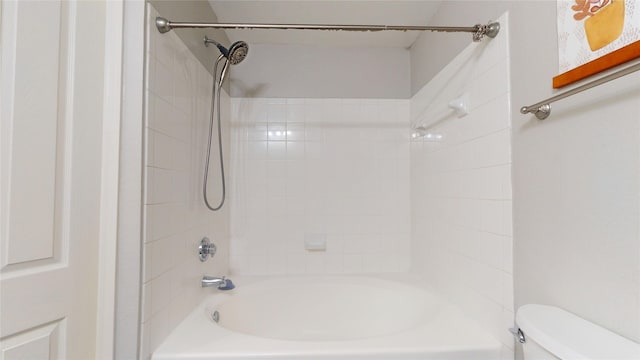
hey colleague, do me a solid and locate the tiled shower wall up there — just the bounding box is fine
[141,4,231,359]
[229,98,410,275]
[410,13,514,358]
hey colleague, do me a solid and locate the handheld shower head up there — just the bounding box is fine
[226,41,249,65]
[201,36,249,212]
[204,36,249,65]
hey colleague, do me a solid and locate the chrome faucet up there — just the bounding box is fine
[201,275,235,290]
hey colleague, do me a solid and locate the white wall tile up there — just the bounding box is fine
[286,253,306,273]
[141,4,231,357]
[229,97,411,276]
[150,59,174,102]
[147,309,170,355]
[343,253,364,274]
[410,12,513,354]
[150,272,172,316]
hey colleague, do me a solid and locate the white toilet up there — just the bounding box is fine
[516,304,640,359]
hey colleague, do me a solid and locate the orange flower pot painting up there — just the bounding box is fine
[572,0,625,51]
[554,0,639,88]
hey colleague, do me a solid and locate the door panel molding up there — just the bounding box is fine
[1,0,117,358]
[1,319,66,360]
[1,0,77,274]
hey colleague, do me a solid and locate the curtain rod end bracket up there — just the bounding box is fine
[156,17,172,33]
[486,22,500,38]
[521,104,551,120]
[473,21,500,42]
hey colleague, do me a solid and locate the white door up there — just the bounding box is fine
[1,1,116,358]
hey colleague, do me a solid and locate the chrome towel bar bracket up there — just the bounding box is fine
[521,62,640,120]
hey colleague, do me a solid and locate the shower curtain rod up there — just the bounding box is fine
[155,17,500,42]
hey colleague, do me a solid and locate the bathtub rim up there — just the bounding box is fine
[151,273,502,360]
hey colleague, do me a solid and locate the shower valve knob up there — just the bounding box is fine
[198,237,217,262]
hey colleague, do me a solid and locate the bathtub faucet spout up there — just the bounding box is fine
[202,275,235,290]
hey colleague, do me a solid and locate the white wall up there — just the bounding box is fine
[411,1,640,356]
[228,98,411,275]
[115,0,145,358]
[229,44,410,99]
[140,4,231,359]
[410,12,513,358]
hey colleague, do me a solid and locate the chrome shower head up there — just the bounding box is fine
[204,36,249,65]
[227,41,249,65]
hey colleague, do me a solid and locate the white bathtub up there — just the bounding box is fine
[152,275,500,360]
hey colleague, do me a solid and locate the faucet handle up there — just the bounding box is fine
[198,237,216,262]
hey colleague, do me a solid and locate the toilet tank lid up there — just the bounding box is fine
[516,304,640,359]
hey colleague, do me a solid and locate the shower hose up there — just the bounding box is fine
[203,54,226,211]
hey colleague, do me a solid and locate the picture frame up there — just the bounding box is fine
[554,0,640,88]
[553,40,640,88]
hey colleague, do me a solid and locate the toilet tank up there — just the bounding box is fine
[516,304,640,360]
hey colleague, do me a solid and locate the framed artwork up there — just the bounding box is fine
[554,0,640,88]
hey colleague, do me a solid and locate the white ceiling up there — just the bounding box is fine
[207,1,443,48]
